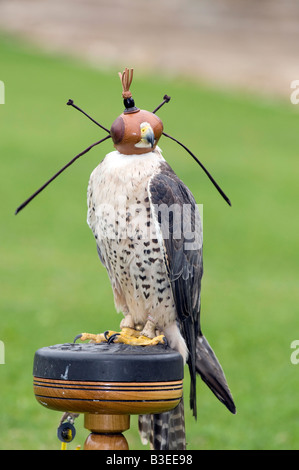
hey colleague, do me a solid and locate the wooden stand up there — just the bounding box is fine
[84,414,130,450]
[33,342,184,450]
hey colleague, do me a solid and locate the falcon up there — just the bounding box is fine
[86,70,236,449]
[15,68,236,450]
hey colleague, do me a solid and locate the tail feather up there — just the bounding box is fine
[196,335,236,414]
[138,414,152,446]
[138,336,236,450]
[138,398,186,450]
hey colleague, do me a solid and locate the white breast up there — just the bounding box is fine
[87,148,165,236]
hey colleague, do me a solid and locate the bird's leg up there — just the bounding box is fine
[118,314,145,339]
[140,318,157,339]
[120,314,135,330]
[138,316,167,345]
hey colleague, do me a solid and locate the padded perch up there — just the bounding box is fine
[33,342,184,450]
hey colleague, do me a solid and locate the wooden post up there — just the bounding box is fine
[84,414,130,450]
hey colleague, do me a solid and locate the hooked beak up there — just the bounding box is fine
[135,122,156,149]
[145,127,155,148]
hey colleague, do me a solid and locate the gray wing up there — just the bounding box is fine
[148,161,203,417]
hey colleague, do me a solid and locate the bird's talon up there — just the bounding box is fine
[73,334,82,343]
[107,333,120,344]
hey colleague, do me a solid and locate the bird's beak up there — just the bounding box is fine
[145,127,155,148]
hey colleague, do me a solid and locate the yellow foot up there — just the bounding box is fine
[77,332,107,343]
[75,328,167,347]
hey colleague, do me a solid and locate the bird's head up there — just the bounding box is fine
[110,68,163,155]
[110,109,163,155]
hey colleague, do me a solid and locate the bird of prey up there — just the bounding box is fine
[15,68,236,450]
[86,69,236,449]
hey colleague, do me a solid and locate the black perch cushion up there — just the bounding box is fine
[33,343,184,382]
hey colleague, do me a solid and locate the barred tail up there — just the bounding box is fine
[138,398,186,450]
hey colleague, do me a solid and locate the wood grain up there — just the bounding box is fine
[33,376,183,415]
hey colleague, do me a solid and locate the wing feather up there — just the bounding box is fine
[148,162,203,417]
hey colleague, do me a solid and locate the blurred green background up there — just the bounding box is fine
[1,18,299,450]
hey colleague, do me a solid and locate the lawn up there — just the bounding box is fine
[1,34,299,450]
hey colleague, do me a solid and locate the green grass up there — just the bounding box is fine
[1,34,299,450]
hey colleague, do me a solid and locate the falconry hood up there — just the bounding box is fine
[110,68,163,155]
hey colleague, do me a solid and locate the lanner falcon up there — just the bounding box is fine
[86,70,236,449]
[15,68,236,450]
